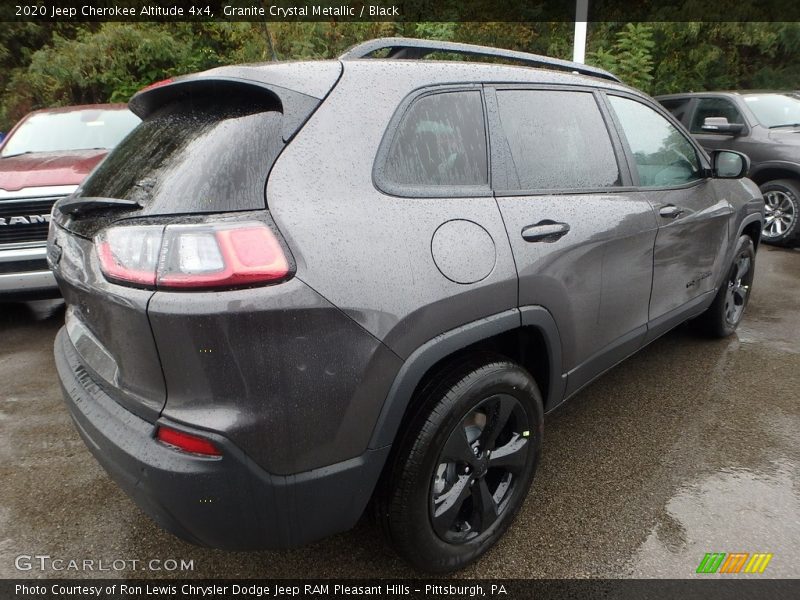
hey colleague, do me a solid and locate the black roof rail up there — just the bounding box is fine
[340,37,621,83]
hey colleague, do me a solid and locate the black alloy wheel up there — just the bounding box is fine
[697,234,756,338]
[724,248,753,327]
[376,357,543,573]
[430,394,531,543]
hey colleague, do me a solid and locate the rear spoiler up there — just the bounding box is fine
[129,62,342,142]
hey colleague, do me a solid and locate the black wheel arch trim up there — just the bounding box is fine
[749,161,800,184]
[706,213,762,296]
[368,306,565,450]
[738,212,764,243]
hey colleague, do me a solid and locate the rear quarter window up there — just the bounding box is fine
[379,90,488,192]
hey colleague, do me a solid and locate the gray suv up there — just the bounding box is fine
[658,91,800,246]
[49,38,763,572]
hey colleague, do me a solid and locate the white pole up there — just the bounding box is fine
[573,0,588,64]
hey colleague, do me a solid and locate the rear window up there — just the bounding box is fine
[77,94,284,215]
[1,108,139,157]
[382,91,488,188]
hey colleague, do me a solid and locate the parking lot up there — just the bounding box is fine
[0,244,798,579]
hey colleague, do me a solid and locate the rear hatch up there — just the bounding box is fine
[50,62,342,421]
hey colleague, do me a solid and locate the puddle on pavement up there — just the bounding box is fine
[627,461,800,578]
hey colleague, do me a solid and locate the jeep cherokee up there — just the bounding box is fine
[49,38,764,572]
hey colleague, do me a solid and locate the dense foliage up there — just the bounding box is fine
[1,21,799,130]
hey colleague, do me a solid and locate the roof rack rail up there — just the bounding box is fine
[340,37,621,83]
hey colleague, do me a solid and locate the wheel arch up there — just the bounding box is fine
[740,217,762,249]
[368,307,565,450]
[748,162,800,187]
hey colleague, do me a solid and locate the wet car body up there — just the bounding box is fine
[49,39,763,569]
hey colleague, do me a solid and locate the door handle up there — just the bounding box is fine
[659,204,685,219]
[521,220,571,243]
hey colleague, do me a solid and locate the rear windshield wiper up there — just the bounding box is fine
[57,196,142,216]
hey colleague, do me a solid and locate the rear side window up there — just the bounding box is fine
[496,90,620,190]
[658,98,693,124]
[78,93,284,215]
[382,91,488,188]
[608,95,701,188]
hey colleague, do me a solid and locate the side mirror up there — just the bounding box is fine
[711,149,750,179]
[701,116,745,135]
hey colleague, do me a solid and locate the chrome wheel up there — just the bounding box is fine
[724,252,752,326]
[429,394,531,544]
[763,190,797,240]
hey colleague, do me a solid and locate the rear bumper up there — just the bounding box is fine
[0,245,59,299]
[54,327,389,550]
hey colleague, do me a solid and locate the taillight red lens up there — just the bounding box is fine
[158,225,289,288]
[95,221,291,290]
[96,225,163,287]
[156,426,222,456]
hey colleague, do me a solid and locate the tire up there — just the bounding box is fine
[697,235,756,338]
[760,179,800,246]
[376,356,543,573]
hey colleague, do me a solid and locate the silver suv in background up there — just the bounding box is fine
[50,39,763,572]
[658,91,800,246]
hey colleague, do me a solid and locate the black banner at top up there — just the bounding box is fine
[3,0,800,22]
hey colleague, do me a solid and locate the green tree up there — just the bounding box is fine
[3,21,800,131]
[588,23,655,90]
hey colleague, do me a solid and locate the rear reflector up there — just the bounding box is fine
[156,426,222,456]
[95,221,290,290]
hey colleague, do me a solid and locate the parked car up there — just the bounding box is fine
[49,38,763,573]
[657,91,800,246]
[0,104,139,300]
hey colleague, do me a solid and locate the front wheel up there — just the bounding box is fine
[697,235,756,338]
[376,357,543,573]
[760,179,800,246]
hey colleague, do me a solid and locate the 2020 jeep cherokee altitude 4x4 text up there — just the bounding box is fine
[50,38,763,572]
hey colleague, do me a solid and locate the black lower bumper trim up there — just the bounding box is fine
[54,327,389,550]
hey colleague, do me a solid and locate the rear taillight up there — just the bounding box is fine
[97,226,162,287]
[95,221,291,290]
[156,426,222,457]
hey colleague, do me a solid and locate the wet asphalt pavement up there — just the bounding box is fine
[0,245,798,580]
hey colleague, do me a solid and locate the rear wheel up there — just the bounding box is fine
[696,235,756,338]
[760,179,800,246]
[376,357,543,573]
